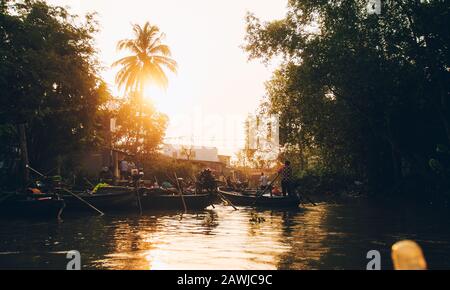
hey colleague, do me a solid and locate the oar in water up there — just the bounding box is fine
[216,189,238,211]
[174,172,187,213]
[135,187,143,215]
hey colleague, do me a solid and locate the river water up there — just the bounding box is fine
[1,200,450,270]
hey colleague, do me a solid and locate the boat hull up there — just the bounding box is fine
[61,187,137,212]
[218,188,301,209]
[140,188,212,211]
[0,197,65,219]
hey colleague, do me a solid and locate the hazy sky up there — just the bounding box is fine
[46,0,287,155]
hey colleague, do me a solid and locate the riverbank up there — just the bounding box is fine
[296,173,450,209]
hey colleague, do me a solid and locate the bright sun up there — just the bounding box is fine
[143,83,175,116]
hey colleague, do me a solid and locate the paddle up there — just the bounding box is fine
[174,172,188,213]
[62,188,105,216]
[216,189,238,211]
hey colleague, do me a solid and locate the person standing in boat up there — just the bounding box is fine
[120,158,129,181]
[279,161,293,197]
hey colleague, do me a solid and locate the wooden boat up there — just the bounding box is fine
[0,193,65,219]
[139,188,213,211]
[218,187,301,209]
[60,186,137,212]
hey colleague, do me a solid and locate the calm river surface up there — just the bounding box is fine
[1,200,450,270]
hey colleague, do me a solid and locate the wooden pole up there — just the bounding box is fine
[134,175,143,215]
[135,187,143,215]
[174,172,187,213]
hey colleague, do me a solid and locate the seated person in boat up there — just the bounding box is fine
[226,176,235,189]
[99,166,113,183]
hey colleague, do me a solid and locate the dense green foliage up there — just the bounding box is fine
[0,1,175,189]
[112,94,168,156]
[245,0,449,195]
[1,0,111,184]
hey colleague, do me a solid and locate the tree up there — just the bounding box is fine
[245,0,450,194]
[0,0,109,185]
[180,145,196,161]
[112,22,177,156]
[111,94,168,156]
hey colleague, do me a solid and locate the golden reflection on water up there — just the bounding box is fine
[3,201,450,269]
[93,205,330,270]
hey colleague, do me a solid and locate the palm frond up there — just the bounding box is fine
[116,39,141,54]
[153,55,178,73]
[145,62,169,89]
[150,44,171,56]
[112,55,138,68]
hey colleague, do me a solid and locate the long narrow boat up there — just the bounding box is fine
[139,188,213,211]
[60,186,137,212]
[218,187,301,209]
[0,193,65,219]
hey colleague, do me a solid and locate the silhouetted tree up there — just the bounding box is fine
[245,0,450,195]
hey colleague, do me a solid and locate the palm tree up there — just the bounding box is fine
[113,22,177,155]
[113,22,177,94]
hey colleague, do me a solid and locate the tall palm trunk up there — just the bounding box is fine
[138,84,145,159]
